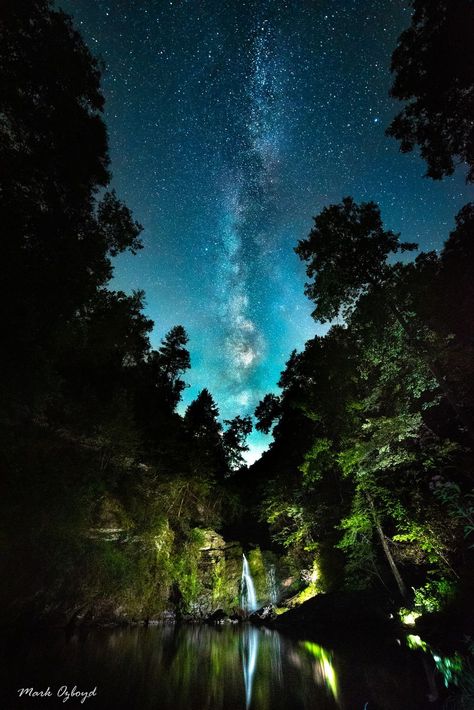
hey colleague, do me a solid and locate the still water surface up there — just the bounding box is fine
[1,624,446,709]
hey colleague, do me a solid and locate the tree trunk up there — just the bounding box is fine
[366,493,410,602]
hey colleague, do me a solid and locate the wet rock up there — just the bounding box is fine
[206,609,228,624]
[259,604,277,620]
[247,605,277,625]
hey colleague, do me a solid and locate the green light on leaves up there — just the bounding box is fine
[399,609,421,626]
[406,635,463,688]
[406,634,428,652]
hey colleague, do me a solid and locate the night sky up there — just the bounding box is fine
[60,0,471,462]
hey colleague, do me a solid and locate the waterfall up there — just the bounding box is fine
[266,564,278,605]
[241,554,258,612]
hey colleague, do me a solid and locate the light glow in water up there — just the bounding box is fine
[406,634,463,688]
[301,641,339,701]
[240,625,260,708]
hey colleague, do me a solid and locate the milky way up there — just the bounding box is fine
[216,16,284,412]
[60,0,471,462]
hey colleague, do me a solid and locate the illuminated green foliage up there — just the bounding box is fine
[412,578,456,614]
[257,188,474,604]
[406,635,464,689]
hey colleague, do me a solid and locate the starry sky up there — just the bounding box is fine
[60,0,470,463]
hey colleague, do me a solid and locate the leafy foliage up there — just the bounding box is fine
[256,190,474,602]
[295,197,416,322]
[387,0,474,181]
[0,0,253,624]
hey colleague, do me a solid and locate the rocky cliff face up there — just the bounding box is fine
[1,431,295,629]
[176,530,289,619]
[186,531,242,617]
[3,522,290,627]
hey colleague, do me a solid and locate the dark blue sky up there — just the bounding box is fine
[61,0,470,461]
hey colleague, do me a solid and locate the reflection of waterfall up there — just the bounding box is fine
[269,628,283,683]
[240,625,259,709]
[266,564,278,604]
[241,554,258,612]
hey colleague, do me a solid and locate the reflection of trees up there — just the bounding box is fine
[300,641,339,702]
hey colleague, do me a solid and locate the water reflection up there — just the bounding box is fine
[301,641,339,701]
[240,625,259,708]
[1,624,451,709]
[407,633,464,689]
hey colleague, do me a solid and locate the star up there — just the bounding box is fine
[60,0,472,458]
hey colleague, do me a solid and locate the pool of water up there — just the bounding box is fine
[0,624,451,709]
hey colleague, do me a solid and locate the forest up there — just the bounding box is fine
[1,1,474,706]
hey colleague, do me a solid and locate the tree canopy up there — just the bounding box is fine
[295,197,417,322]
[0,0,143,414]
[387,0,474,181]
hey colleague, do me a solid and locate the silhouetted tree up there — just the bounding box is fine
[295,197,474,442]
[184,389,226,476]
[153,325,191,409]
[0,0,142,414]
[132,326,191,460]
[51,289,152,434]
[295,197,416,323]
[222,415,252,473]
[387,0,474,181]
[436,204,474,343]
[255,394,282,435]
[0,0,255,627]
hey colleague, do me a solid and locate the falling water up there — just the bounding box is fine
[241,554,258,612]
[266,564,278,605]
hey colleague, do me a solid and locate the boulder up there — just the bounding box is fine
[271,590,397,641]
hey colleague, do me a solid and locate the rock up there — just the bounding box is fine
[270,590,396,642]
[206,609,228,624]
[259,604,277,620]
[229,611,244,622]
[246,605,277,625]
